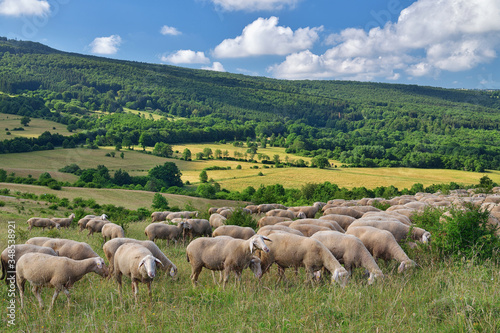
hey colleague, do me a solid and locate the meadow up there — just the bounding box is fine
[0,196,499,332]
[0,112,76,141]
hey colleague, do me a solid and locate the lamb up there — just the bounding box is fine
[212,225,256,240]
[288,224,332,237]
[103,238,177,276]
[102,223,126,242]
[185,219,212,239]
[311,231,384,284]
[186,234,270,288]
[258,232,349,287]
[144,222,191,245]
[113,243,163,302]
[16,253,108,311]
[348,219,431,243]
[50,213,76,229]
[151,211,171,222]
[77,214,108,232]
[257,216,292,228]
[345,226,416,273]
[257,225,305,237]
[209,213,226,228]
[27,217,60,231]
[319,214,356,230]
[289,219,345,233]
[1,244,59,285]
[41,238,100,260]
[86,218,111,237]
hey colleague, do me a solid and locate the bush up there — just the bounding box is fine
[225,208,257,229]
[0,201,5,207]
[152,193,169,210]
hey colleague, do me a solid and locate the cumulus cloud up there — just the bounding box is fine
[210,0,299,11]
[161,50,210,64]
[202,62,226,72]
[160,25,181,36]
[270,0,500,80]
[89,35,122,55]
[0,0,50,16]
[214,16,322,58]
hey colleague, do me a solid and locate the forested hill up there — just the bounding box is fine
[1,36,500,172]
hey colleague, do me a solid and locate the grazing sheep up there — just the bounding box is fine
[102,223,126,242]
[257,225,305,237]
[322,207,364,219]
[244,205,259,214]
[362,211,411,225]
[259,232,349,287]
[311,231,384,284]
[78,214,108,232]
[1,244,59,285]
[257,204,277,214]
[16,253,108,311]
[265,209,296,219]
[219,209,234,219]
[287,203,322,218]
[288,224,332,237]
[25,237,52,246]
[319,214,356,230]
[86,218,110,237]
[27,217,60,231]
[166,211,198,220]
[209,213,227,228]
[144,222,191,245]
[257,216,292,228]
[41,238,99,260]
[113,243,163,302]
[186,234,270,288]
[51,213,76,229]
[103,238,177,276]
[151,211,171,222]
[213,225,256,240]
[289,219,345,233]
[345,226,416,273]
[185,219,212,239]
[348,219,430,243]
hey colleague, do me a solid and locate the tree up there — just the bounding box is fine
[148,162,183,188]
[153,142,173,158]
[203,147,213,159]
[120,152,124,159]
[181,148,192,161]
[199,170,208,183]
[311,156,330,169]
[152,193,169,210]
[20,116,31,127]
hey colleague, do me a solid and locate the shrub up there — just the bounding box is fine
[0,201,5,207]
[152,193,169,210]
[225,208,257,229]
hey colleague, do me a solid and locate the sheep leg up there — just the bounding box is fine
[63,287,71,307]
[33,286,44,309]
[222,269,231,289]
[210,271,218,285]
[115,273,123,301]
[17,277,26,308]
[190,266,202,286]
[147,281,152,301]
[49,288,61,311]
[276,266,286,283]
[132,281,139,303]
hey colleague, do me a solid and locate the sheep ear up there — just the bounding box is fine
[139,258,146,268]
[155,258,164,266]
[249,242,254,253]
[261,236,272,242]
[398,262,406,273]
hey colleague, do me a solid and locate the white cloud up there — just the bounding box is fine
[210,0,299,11]
[0,0,50,16]
[214,16,322,58]
[161,50,210,64]
[160,25,181,36]
[89,35,122,55]
[202,62,226,72]
[270,0,500,80]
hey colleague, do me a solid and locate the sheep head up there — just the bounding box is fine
[94,258,109,277]
[139,255,162,279]
[248,256,262,279]
[169,265,177,278]
[332,267,349,288]
[422,232,431,244]
[295,211,306,219]
[55,223,61,230]
[398,259,416,273]
[367,270,384,285]
[249,235,271,254]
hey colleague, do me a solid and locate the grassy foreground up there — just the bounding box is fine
[1,199,499,332]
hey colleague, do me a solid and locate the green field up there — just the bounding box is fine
[1,146,499,192]
[0,113,77,141]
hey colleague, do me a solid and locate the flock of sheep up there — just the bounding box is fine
[2,187,500,311]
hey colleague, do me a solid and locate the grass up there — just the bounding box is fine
[0,113,77,141]
[0,196,499,332]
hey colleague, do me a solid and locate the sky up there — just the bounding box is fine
[1,0,500,89]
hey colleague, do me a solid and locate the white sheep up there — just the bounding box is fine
[1,244,59,285]
[151,211,172,222]
[265,209,300,219]
[41,238,100,260]
[348,219,431,243]
[212,225,256,240]
[86,218,110,237]
[311,230,384,284]
[78,214,108,232]
[101,223,125,242]
[209,213,227,228]
[16,253,108,311]
[25,237,52,246]
[288,224,332,237]
[287,203,322,218]
[185,219,212,239]
[345,226,416,273]
[257,216,292,228]
[257,225,305,237]
[113,243,163,302]
[258,232,349,287]
[50,213,76,229]
[166,211,198,220]
[289,219,345,233]
[27,217,60,231]
[144,222,191,245]
[319,214,357,230]
[186,234,271,288]
[103,238,177,277]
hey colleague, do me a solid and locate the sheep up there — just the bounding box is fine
[41,238,100,260]
[258,232,349,287]
[103,238,177,276]
[287,202,322,218]
[322,207,364,219]
[209,213,227,228]
[166,211,198,220]
[113,243,164,302]
[50,213,76,229]
[86,218,110,237]
[362,211,411,225]
[212,225,256,240]
[186,234,270,288]
[1,244,59,285]
[311,231,384,284]
[16,253,108,311]
[219,209,234,219]
[102,223,125,242]
[319,214,356,230]
[144,222,191,245]
[257,216,292,228]
[78,214,108,232]
[244,205,259,214]
[27,217,60,231]
[348,219,431,243]
[257,225,305,237]
[265,209,298,219]
[257,204,277,214]
[151,211,171,222]
[289,219,345,233]
[288,224,332,237]
[345,226,416,273]
[185,219,212,239]
[25,237,52,246]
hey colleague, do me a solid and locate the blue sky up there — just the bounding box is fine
[1,0,500,89]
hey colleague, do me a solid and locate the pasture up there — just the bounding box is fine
[0,113,77,141]
[0,196,498,332]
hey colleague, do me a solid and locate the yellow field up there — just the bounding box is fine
[0,112,77,140]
